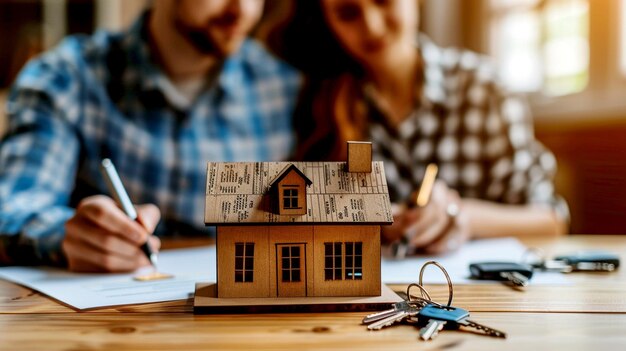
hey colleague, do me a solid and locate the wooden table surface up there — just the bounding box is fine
[1,235,625,350]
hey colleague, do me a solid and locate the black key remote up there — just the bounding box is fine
[469,262,534,286]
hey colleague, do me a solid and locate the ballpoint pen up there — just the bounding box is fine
[392,163,439,259]
[100,158,158,267]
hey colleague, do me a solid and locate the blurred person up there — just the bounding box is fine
[277,0,568,254]
[0,0,300,271]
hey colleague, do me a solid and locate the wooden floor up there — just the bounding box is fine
[1,235,625,350]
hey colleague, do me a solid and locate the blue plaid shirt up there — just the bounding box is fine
[0,14,301,266]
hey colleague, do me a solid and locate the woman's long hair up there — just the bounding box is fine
[263,1,369,161]
[265,1,362,79]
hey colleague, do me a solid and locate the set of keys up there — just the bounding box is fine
[362,261,507,340]
[532,251,620,273]
[362,300,506,340]
[469,250,621,288]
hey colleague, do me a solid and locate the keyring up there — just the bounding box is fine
[406,283,443,308]
[419,260,454,307]
[406,283,432,302]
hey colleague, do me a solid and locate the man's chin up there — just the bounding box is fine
[212,39,246,57]
[186,30,245,57]
[203,42,244,58]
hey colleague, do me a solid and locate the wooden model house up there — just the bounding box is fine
[204,142,393,298]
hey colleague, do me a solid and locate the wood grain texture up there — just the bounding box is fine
[2,235,625,314]
[391,283,626,313]
[0,312,625,351]
[347,141,372,173]
[403,234,626,313]
[268,226,314,297]
[217,226,271,298]
[194,283,403,314]
[1,235,625,350]
[312,226,381,297]
[276,243,307,297]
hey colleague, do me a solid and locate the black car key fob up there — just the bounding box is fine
[554,251,620,271]
[469,262,534,286]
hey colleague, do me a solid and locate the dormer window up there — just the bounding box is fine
[270,164,313,216]
[283,188,299,209]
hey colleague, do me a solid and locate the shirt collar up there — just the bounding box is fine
[119,11,250,110]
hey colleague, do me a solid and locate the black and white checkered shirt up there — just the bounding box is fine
[366,36,568,219]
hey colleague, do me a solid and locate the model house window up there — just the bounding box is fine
[235,242,254,283]
[345,242,363,280]
[281,246,301,282]
[283,188,299,209]
[324,242,343,280]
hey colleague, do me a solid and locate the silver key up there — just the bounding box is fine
[367,304,421,330]
[419,319,446,340]
[362,301,411,324]
[367,310,410,330]
[457,319,507,338]
[540,260,616,273]
[499,271,530,287]
[573,261,617,272]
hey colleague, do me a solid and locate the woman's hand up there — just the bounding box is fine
[383,181,471,255]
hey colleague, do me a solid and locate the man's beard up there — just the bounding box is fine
[175,19,226,57]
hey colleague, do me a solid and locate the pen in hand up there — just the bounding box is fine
[411,163,438,209]
[392,163,439,258]
[100,158,158,268]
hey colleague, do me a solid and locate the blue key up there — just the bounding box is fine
[417,304,468,340]
[419,304,469,323]
[418,304,506,340]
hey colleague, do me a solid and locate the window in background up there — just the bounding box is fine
[620,0,626,76]
[490,0,589,96]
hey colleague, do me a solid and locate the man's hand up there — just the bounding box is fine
[63,195,161,272]
[383,181,471,255]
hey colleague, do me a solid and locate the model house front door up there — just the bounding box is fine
[276,244,306,297]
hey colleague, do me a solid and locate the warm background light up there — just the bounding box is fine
[2,0,626,234]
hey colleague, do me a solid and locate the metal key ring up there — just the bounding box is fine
[419,261,454,307]
[406,283,432,302]
[406,283,443,308]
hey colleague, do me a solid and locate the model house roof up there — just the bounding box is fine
[205,161,393,225]
[269,164,313,188]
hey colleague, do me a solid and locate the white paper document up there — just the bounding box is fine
[0,246,216,310]
[381,237,569,285]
